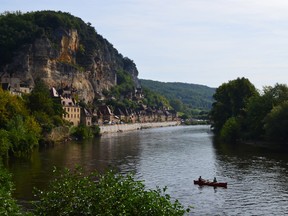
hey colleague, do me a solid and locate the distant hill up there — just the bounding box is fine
[140,79,215,111]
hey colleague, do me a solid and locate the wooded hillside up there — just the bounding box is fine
[140,79,215,111]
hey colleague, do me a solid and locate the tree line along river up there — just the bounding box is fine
[6,125,288,215]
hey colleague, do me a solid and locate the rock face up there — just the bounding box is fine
[2,25,139,103]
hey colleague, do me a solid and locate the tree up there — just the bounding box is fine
[6,115,41,157]
[264,101,288,143]
[26,80,64,132]
[0,130,11,158]
[0,88,28,128]
[210,77,258,134]
[170,98,183,112]
[244,83,288,141]
[263,83,288,106]
[220,117,241,142]
[27,80,55,116]
[142,87,170,109]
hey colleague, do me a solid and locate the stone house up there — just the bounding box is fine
[61,97,81,126]
[156,110,166,122]
[0,72,32,95]
[114,107,125,123]
[81,108,92,126]
[97,105,114,124]
[134,87,144,100]
[164,110,173,121]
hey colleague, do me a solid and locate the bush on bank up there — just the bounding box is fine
[71,125,100,140]
[0,163,189,216]
[0,162,22,216]
[33,167,189,216]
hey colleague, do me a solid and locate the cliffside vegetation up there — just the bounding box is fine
[140,79,215,119]
[105,70,171,112]
[0,10,132,70]
[210,77,288,146]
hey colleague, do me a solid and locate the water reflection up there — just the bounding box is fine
[6,125,288,215]
[213,141,288,215]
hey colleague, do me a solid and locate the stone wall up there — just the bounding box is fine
[99,121,180,134]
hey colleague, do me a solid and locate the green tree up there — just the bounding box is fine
[220,117,241,142]
[244,94,273,140]
[143,87,170,109]
[0,88,28,128]
[33,168,189,216]
[0,130,11,158]
[264,101,288,143]
[263,83,288,106]
[210,77,258,134]
[170,98,183,112]
[112,69,135,98]
[27,80,55,115]
[26,80,64,132]
[244,83,288,141]
[7,115,41,157]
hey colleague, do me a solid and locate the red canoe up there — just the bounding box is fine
[194,180,227,188]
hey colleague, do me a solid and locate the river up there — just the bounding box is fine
[6,125,288,215]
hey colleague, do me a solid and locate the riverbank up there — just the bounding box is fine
[99,121,180,134]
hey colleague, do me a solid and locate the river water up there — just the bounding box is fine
[6,125,288,215]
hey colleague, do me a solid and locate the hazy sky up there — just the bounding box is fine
[2,0,288,89]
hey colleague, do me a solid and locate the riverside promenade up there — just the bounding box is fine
[99,121,180,134]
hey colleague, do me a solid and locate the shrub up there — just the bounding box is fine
[0,163,21,215]
[72,125,92,140]
[33,168,189,216]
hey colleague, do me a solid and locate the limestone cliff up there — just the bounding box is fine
[0,11,140,103]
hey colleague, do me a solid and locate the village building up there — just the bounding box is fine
[114,107,126,123]
[0,72,33,95]
[81,108,92,126]
[97,105,114,125]
[133,87,144,100]
[61,97,81,126]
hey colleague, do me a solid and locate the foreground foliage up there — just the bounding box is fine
[0,162,21,215]
[33,168,189,216]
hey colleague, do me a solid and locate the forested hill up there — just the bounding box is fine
[140,79,215,111]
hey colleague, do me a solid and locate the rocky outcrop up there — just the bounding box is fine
[1,17,140,103]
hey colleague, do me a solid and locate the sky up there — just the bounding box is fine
[2,0,288,89]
